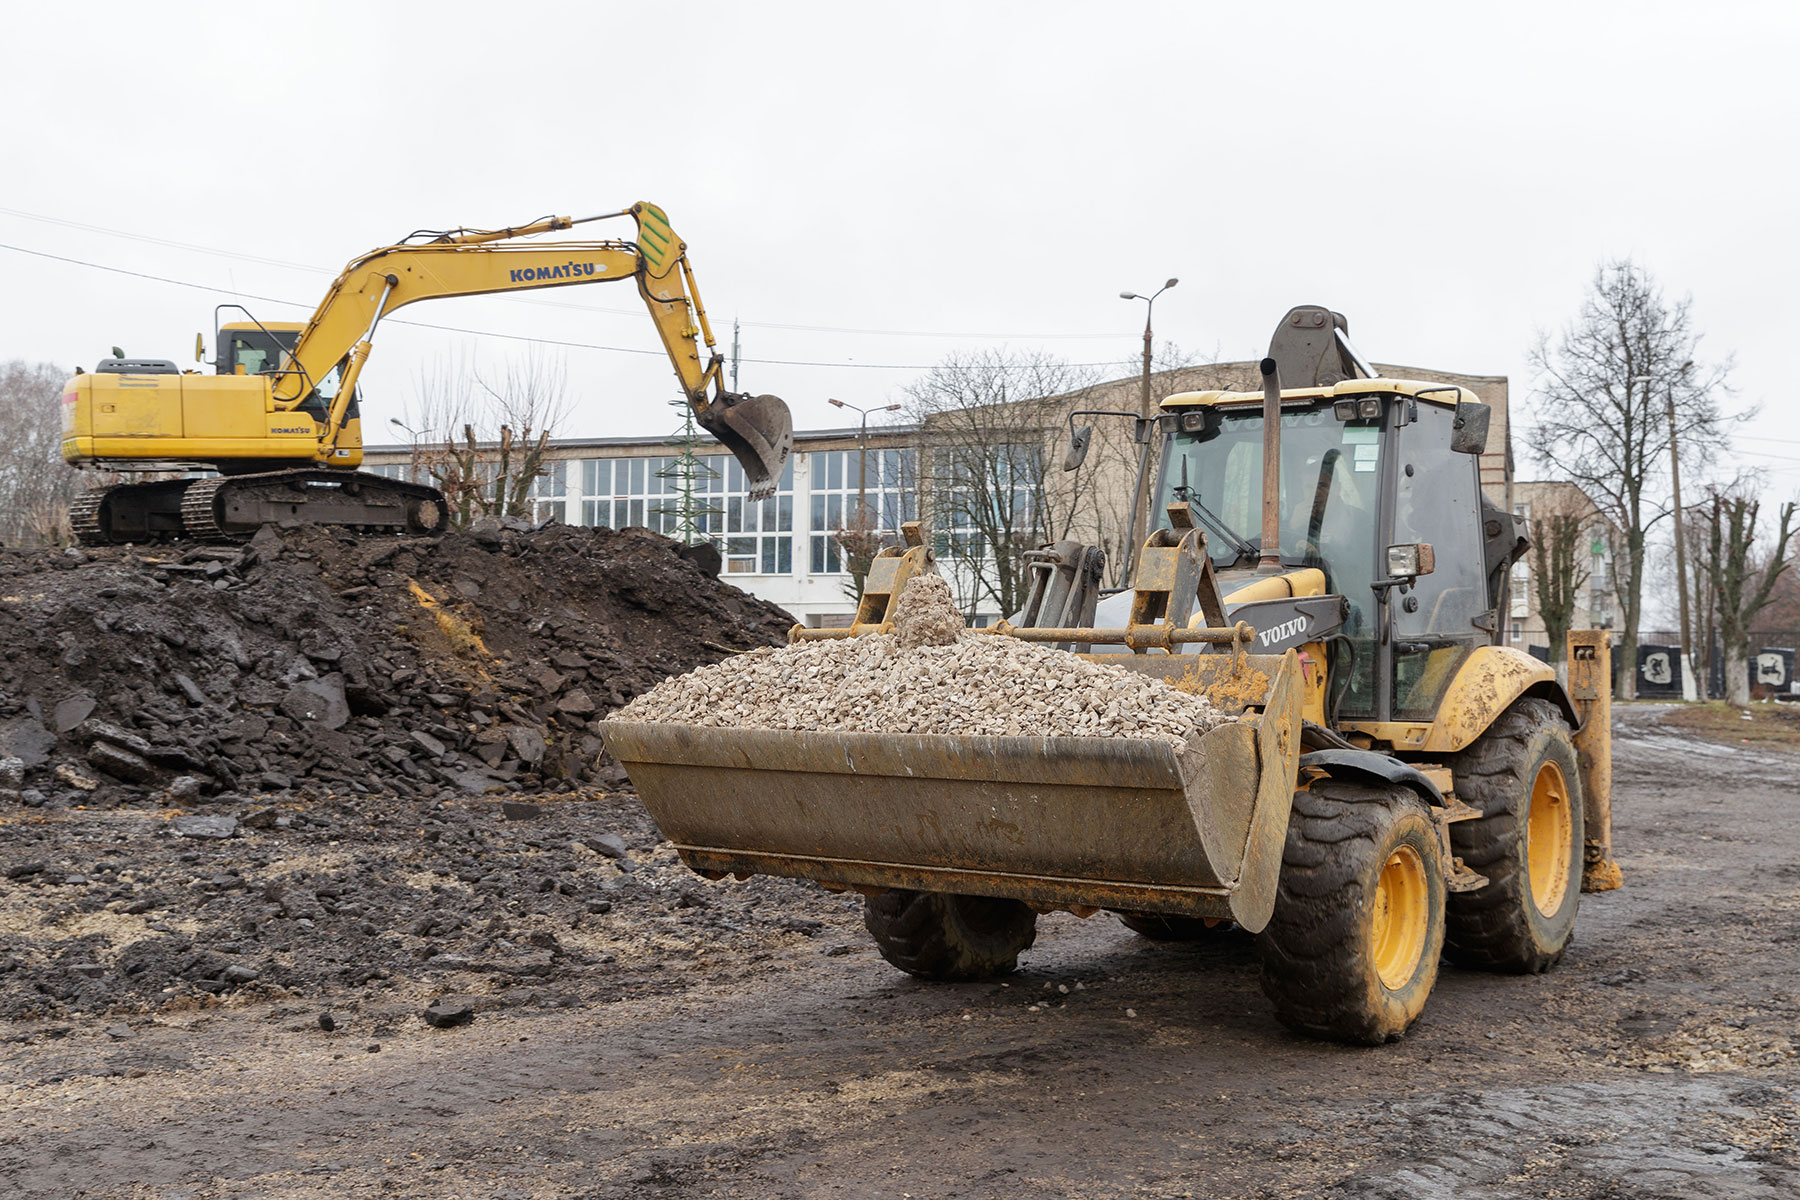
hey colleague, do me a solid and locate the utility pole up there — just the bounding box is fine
[1635,362,1696,697]
[730,318,741,392]
[1119,278,1178,582]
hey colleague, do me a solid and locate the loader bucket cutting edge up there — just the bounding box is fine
[702,394,793,500]
[602,650,1302,932]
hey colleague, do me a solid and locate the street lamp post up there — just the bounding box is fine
[827,398,903,528]
[1634,361,1696,697]
[1119,278,1178,582]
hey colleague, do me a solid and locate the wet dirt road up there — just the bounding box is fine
[4,706,1797,1198]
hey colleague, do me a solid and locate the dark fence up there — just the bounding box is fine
[1637,630,1799,699]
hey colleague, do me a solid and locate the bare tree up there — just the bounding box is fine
[900,349,1101,617]
[1530,501,1591,679]
[1701,488,1797,705]
[402,350,570,529]
[0,360,86,546]
[1530,260,1735,697]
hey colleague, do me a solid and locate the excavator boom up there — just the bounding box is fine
[269,201,791,498]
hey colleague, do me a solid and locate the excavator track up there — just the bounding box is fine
[179,469,448,540]
[69,478,198,546]
[69,491,110,545]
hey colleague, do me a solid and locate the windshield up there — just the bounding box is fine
[1156,403,1386,718]
[225,330,297,376]
[1154,405,1382,571]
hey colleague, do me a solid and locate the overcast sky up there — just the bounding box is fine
[4,1,1796,504]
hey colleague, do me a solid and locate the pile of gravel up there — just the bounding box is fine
[611,573,1227,744]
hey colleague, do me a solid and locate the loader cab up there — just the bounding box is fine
[1153,383,1491,724]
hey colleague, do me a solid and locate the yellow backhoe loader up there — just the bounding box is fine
[602,306,1619,1044]
[60,203,792,543]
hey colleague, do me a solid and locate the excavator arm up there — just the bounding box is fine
[271,202,792,498]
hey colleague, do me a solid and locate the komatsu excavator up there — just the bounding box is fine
[604,306,1620,1045]
[59,203,793,543]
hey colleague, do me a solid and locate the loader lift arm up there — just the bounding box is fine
[269,202,790,497]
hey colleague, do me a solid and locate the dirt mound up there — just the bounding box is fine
[0,788,855,1020]
[0,521,793,809]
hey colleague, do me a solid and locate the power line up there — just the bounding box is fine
[0,206,1120,341]
[2,240,1145,371]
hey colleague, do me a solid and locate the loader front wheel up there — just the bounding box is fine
[1256,782,1446,1045]
[863,890,1037,981]
[1446,697,1585,973]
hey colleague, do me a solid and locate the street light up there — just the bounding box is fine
[827,398,903,528]
[1633,361,1696,696]
[1119,278,1179,582]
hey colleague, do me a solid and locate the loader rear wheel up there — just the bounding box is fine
[1446,697,1584,973]
[863,890,1037,981]
[1256,782,1446,1045]
[1117,914,1237,941]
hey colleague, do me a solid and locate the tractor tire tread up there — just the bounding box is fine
[864,890,1037,981]
[1257,781,1446,1045]
[1446,697,1584,973]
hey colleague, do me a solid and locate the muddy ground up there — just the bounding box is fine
[2,705,1797,1198]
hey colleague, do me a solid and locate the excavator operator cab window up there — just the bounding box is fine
[219,330,298,378]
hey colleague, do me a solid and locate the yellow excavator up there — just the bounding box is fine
[604,306,1619,1044]
[60,202,793,543]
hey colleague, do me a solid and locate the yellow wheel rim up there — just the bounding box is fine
[1528,760,1573,917]
[1372,843,1429,991]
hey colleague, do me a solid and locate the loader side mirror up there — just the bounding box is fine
[1387,543,1436,579]
[195,333,205,363]
[1450,401,1491,454]
[1063,425,1092,472]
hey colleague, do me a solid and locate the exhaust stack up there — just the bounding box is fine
[1259,357,1283,571]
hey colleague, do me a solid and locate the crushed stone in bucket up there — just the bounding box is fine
[611,573,1228,743]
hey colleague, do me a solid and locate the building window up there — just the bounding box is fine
[719,454,795,574]
[579,453,794,575]
[929,444,1041,562]
[1509,565,1530,618]
[807,448,917,574]
[531,459,568,524]
[1510,621,1523,644]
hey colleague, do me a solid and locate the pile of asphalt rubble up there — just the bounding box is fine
[0,518,834,1020]
[0,517,791,814]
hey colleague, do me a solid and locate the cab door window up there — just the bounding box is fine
[1389,402,1487,720]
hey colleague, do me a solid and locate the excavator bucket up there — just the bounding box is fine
[700,394,794,501]
[602,648,1303,932]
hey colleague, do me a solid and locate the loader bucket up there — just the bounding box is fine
[602,649,1303,933]
[700,393,794,501]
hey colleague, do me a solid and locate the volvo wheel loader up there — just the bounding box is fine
[59,202,793,543]
[602,306,1619,1044]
